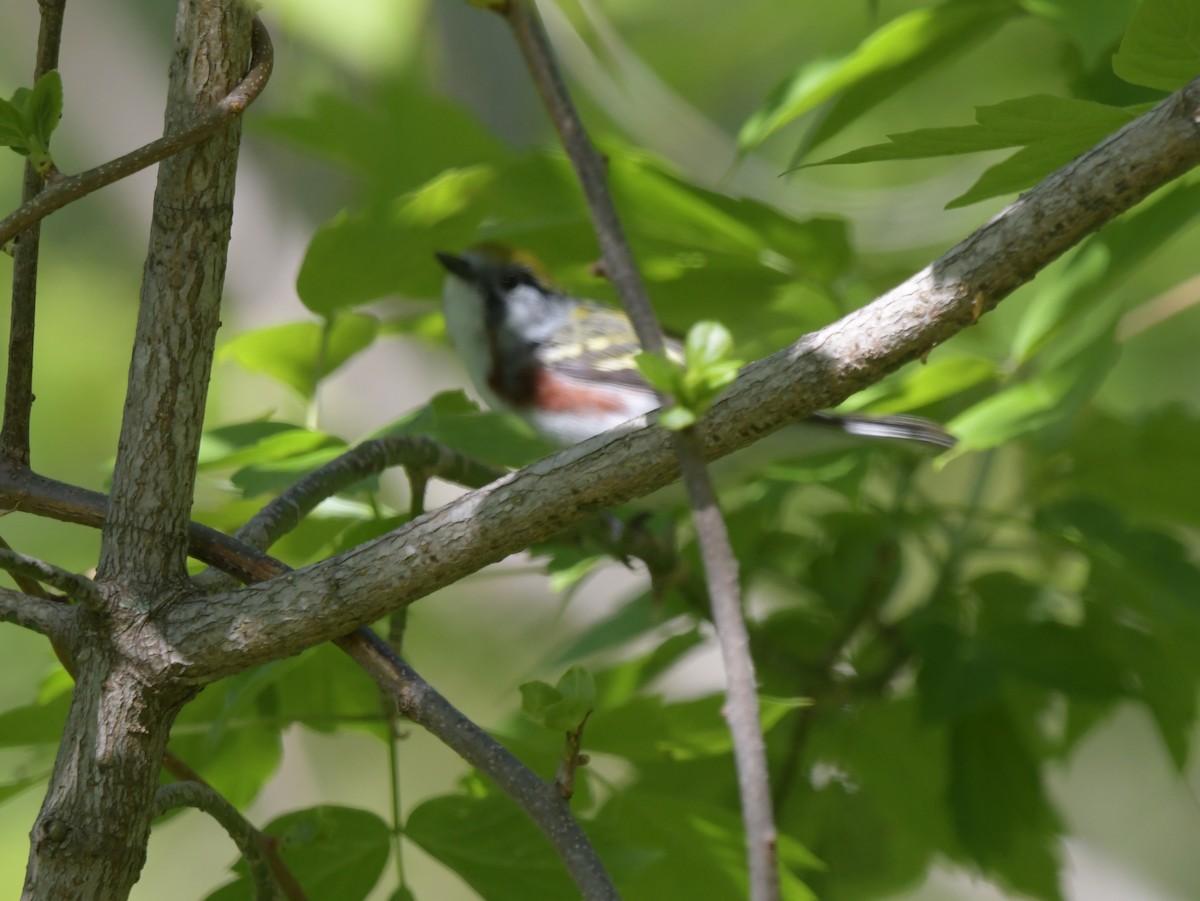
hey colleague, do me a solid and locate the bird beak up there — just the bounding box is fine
[435,251,476,282]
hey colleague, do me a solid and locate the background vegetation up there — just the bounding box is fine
[2,0,1199,898]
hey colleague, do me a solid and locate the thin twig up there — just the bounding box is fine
[500,2,780,895]
[555,709,592,801]
[154,781,281,900]
[236,435,504,551]
[0,17,274,252]
[338,629,620,901]
[0,546,101,609]
[2,0,68,464]
[0,584,74,639]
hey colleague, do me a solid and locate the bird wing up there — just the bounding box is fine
[534,301,682,397]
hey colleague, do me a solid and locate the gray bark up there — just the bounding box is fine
[21,1,253,897]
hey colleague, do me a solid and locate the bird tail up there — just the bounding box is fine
[806,411,956,449]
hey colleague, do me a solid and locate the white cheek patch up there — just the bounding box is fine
[503,286,563,344]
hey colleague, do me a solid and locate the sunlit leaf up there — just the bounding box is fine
[738,0,1020,155]
[218,313,380,399]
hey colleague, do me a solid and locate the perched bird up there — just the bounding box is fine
[435,247,954,451]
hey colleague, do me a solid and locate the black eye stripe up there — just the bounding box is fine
[498,266,537,292]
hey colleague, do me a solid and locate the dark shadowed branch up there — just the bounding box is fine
[2,0,68,465]
[339,629,620,900]
[235,435,505,551]
[154,781,281,900]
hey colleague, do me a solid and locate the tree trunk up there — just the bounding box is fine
[21,629,195,900]
[21,0,252,896]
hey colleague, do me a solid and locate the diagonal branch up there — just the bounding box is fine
[2,0,68,465]
[340,629,619,900]
[161,74,1200,676]
[0,18,273,253]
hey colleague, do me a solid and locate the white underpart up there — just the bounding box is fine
[524,376,659,447]
[441,273,510,416]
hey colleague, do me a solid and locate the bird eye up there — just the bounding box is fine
[499,267,532,292]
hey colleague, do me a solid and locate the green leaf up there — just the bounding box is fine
[0,771,49,805]
[592,791,820,899]
[519,680,560,717]
[0,98,28,150]
[590,628,704,706]
[270,643,390,739]
[780,698,947,899]
[805,95,1136,208]
[684,320,733,368]
[946,317,1119,453]
[297,166,495,315]
[737,0,1020,155]
[1066,406,1200,529]
[521,666,595,731]
[1113,0,1200,91]
[948,705,1064,900]
[27,70,63,146]
[913,622,1004,719]
[0,691,71,748]
[169,663,302,807]
[228,444,351,499]
[257,81,506,196]
[848,355,998,413]
[198,421,339,471]
[583,692,797,762]
[658,406,697,432]
[405,793,581,901]
[1019,0,1138,68]
[1012,179,1200,365]
[217,313,380,400]
[206,806,390,901]
[633,350,680,395]
[555,665,596,708]
[383,390,551,468]
[1041,499,1200,766]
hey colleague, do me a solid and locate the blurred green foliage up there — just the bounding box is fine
[2,0,1200,899]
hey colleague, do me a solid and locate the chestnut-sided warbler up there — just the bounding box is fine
[435,247,954,451]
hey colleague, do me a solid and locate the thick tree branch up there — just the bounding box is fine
[154,781,281,900]
[161,75,1200,677]
[499,3,779,893]
[2,0,67,465]
[339,630,619,901]
[96,8,260,590]
[0,18,273,253]
[0,585,74,640]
